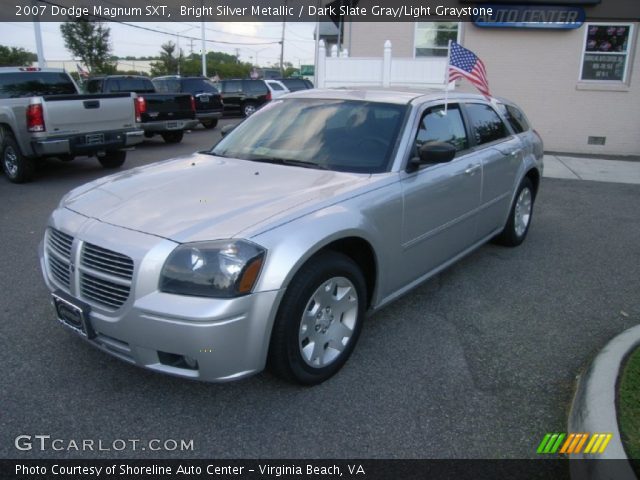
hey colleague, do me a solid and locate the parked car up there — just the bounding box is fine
[264,79,290,99]
[85,75,197,144]
[217,79,271,117]
[276,78,314,92]
[39,89,543,385]
[152,76,223,129]
[0,67,143,183]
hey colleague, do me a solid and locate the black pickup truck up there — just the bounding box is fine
[85,76,197,143]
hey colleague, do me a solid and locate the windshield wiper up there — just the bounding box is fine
[248,157,328,170]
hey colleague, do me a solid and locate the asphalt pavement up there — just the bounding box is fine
[1,121,639,459]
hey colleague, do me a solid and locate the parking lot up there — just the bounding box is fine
[1,119,639,459]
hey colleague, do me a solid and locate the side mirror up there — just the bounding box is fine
[407,142,456,171]
[220,124,237,137]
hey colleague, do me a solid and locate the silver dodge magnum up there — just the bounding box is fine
[39,89,543,385]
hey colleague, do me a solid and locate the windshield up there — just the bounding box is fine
[211,98,407,173]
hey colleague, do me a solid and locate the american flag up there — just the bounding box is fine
[76,63,89,79]
[448,42,491,99]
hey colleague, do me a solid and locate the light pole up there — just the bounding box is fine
[245,47,270,68]
[176,26,197,75]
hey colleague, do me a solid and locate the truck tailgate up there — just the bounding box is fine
[42,93,136,135]
[142,94,194,121]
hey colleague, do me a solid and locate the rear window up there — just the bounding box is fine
[153,78,181,93]
[281,79,307,91]
[464,103,509,145]
[107,77,155,93]
[0,72,76,98]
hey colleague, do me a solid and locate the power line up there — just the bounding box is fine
[34,1,281,46]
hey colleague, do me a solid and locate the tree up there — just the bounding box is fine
[0,45,37,67]
[60,18,116,74]
[149,42,180,77]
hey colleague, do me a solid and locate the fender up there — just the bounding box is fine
[250,184,404,308]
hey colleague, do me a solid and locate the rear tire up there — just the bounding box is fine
[495,177,535,247]
[2,134,34,183]
[268,252,366,385]
[242,102,257,117]
[161,131,184,144]
[201,119,218,129]
[98,150,126,169]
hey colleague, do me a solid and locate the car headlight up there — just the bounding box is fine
[159,240,265,298]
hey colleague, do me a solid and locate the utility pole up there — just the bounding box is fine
[33,20,45,68]
[189,38,195,55]
[280,0,287,77]
[201,19,206,76]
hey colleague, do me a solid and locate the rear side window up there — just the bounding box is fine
[244,80,268,94]
[267,81,284,91]
[182,78,219,94]
[416,104,468,152]
[464,103,509,145]
[221,80,241,93]
[504,104,530,134]
[0,72,77,98]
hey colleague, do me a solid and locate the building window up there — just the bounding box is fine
[415,22,458,57]
[580,24,633,82]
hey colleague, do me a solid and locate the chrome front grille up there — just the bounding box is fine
[46,228,134,310]
[46,228,73,289]
[81,243,134,280]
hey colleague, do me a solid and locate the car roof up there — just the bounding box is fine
[283,88,493,105]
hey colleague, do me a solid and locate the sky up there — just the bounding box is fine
[1,21,318,67]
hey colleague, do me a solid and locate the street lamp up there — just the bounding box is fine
[245,47,271,68]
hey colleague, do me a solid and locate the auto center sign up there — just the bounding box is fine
[472,4,586,29]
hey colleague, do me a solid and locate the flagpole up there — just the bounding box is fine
[444,39,452,115]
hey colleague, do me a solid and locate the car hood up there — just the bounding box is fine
[63,153,370,243]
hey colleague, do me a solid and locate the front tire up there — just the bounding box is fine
[2,134,34,183]
[161,131,184,144]
[98,150,126,169]
[495,177,535,247]
[268,252,366,385]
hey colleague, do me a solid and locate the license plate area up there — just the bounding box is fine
[85,133,105,145]
[53,291,95,338]
[166,121,179,129]
[200,95,210,103]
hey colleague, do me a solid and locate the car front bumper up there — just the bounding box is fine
[39,208,283,383]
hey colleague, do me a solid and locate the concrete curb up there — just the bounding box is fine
[568,324,640,479]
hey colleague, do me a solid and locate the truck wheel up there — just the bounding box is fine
[242,102,257,117]
[98,150,126,169]
[161,131,184,144]
[268,252,366,385]
[2,134,34,183]
[201,119,218,129]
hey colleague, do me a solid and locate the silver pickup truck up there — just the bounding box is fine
[0,67,144,183]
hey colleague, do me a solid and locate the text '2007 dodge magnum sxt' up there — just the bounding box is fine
[39,89,543,385]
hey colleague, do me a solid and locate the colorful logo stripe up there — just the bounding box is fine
[537,433,612,454]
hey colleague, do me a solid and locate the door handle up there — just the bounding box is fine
[465,164,481,175]
[509,149,523,157]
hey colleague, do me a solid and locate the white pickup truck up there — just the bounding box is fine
[0,67,144,183]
